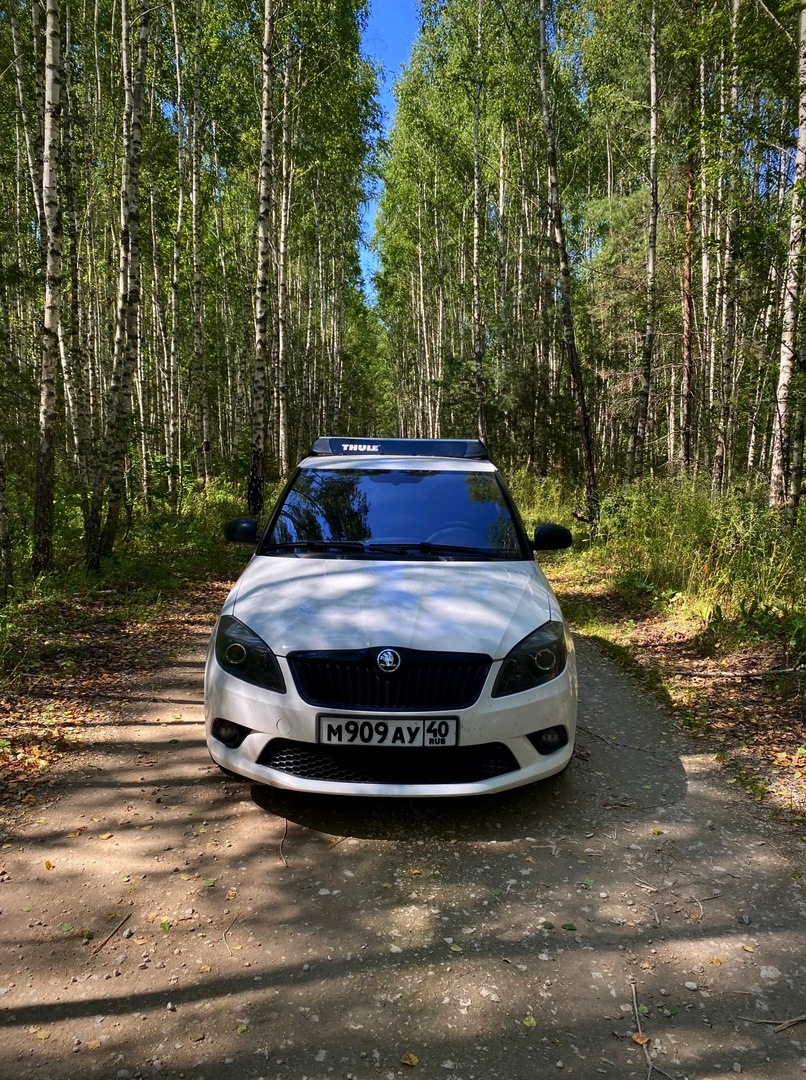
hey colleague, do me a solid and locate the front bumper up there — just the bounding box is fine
[204,643,577,797]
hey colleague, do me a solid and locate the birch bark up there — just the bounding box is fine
[249,0,275,516]
[769,0,806,514]
[32,0,62,575]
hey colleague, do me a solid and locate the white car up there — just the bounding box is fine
[205,437,576,797]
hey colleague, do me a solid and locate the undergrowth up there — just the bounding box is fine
[0,479,256,686]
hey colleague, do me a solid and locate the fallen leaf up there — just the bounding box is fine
[742,944,754,953]
[523,1014,537,1028]
[631,1033,650,1046]
[44,860,54,870]
[199,963,211,973]
[99,833,113,841]
[237,1023,248,1035]
[400,1052,419,1067]
[449,944,463,953]
[709,956,723,966]
[561,923,577,932]
[87,1039,101,1050]
[36,1030,51,1040]
[202,879,215,888]
[160,918,172,932]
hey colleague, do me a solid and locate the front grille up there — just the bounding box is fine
[287,648,491,710]
[256,739,518,785]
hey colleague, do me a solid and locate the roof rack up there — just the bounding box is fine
[309,437,489,460]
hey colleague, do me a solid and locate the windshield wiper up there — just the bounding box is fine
[263,540,366,553]
[365,541,501,558]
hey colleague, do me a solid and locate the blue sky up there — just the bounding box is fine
[360,1,421,298]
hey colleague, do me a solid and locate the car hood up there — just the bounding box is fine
[225,557,560,659]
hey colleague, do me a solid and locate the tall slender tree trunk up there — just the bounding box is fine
[680,47,697,472]
[626,0,658,482]
[86,0,150,569]
[192,0,211,484]
[32,0,62,576]
[770,0,806,515]
[472,0,486,442]
[0,430,12,601]
[712,0,740,495]
[249,0,275,516]
[276,52,293,476]
[168,0,186,507]
[61,0,91,527]
[538,0,598,524]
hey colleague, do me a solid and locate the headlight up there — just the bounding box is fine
[214,615,286,693]
[492,621,567,697]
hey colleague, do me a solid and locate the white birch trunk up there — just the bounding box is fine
[32,0,62,575]
[770,0,806,512]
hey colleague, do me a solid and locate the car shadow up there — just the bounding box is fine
[248,635,690,842]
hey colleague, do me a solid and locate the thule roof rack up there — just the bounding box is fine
[309,437,489,460]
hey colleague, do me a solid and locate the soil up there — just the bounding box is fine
[1,582,805,1080]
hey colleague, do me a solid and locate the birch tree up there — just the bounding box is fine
[32,0,62,575]
[248,0,276,517]
[770,0,806,516]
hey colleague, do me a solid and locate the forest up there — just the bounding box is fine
[1,0,805,640]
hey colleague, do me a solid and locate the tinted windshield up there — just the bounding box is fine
[262,468,525,559]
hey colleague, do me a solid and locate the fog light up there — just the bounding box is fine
[212,718,249,748]
[528,725,569,755]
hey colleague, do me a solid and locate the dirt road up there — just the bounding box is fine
[1,628,805,1080]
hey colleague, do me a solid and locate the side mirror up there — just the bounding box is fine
[533,523,573,551]
[224,517,259,544]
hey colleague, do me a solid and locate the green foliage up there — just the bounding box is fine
[581,478,806,625]
[506,470,575,532]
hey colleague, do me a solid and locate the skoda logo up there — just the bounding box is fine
[376,648,401,674]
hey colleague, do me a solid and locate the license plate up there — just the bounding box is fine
[318,715,459,748]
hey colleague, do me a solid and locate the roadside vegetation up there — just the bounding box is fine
[516,474,806,826]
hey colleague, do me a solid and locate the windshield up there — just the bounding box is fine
[261,468,526,559]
